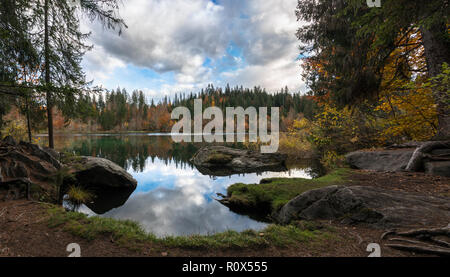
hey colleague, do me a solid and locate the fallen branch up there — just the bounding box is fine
[386,243,450,256]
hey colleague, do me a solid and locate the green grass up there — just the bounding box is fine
[226,168,350,213]
[46,205,335,250]
[66,186,94,204]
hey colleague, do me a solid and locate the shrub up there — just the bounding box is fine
[1,118,28,142]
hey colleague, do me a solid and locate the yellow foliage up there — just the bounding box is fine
[278,116,315,158]
[312,103,365,148]
[375,84,438,142]
[292,117,310,130]
[374,32,438,142]
[320,150,345,170]
[32,137,41,145]
[1,119,28,142]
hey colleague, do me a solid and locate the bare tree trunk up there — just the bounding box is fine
[421,24,450,139]
[25,96,32,143]
[44,0,54,148]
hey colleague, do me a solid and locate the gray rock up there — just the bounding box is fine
[276,185,450,228]
[0,140,136,201]
[424,161,450,177]
[72,156,137,189]
[346,141,450,177]
[346,149,414,172]
[2,136,17,145]
[191,146,287,176]
[276,186,340,224]
[18,141,62,169]
[0,140,60,186]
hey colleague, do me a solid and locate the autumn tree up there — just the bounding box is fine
[297,0,449,139]
[352,0,449,138]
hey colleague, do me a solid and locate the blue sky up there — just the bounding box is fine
[81,0,305,102]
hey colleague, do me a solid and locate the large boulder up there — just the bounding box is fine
[346,141,450,177]
[346,149,414,172]
[0,137,61,191]
[70,156,137,189]
[276,185,450,228]
[191,146,287,176]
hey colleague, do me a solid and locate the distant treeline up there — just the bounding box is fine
[64,84,316,133]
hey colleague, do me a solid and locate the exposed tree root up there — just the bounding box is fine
[405,141,450,171]
[386,243,450,256]
[396,226,450,237]
[382,225,450,256]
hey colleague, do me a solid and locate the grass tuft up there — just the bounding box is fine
[66,186,94,205]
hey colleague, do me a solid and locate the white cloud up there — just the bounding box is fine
[220,58,303,92]
[81,0,306,96]
[82,45,125,82]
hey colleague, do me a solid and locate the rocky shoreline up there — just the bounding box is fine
[1,138,450,256]
[0,136,136,203]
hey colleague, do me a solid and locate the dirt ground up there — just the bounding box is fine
[0,170,449,257]
[347,170,450,197]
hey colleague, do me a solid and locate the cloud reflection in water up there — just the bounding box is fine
[76,157,312,237]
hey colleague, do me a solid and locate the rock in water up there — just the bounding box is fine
[346,149,414,172]
[276,185,450,228]
[191,146,287,176]
[71,156,137,189]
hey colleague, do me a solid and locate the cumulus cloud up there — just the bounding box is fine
[82,45,126,82]
[81,0,305,96]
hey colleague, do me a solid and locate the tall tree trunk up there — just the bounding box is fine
[25,95,32,143]
[44,0,54,148]
[421,23,450,139]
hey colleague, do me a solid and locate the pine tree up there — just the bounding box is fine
[38,0,126,147]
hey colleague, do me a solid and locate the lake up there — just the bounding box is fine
[39,133,322,237]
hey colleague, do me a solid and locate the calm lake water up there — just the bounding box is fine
[40,134,322,237]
